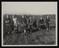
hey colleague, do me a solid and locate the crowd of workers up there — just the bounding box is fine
[3,14,50,37]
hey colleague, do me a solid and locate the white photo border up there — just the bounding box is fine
[1,2,58,47]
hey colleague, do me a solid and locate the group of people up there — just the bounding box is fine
[3,15,50,36]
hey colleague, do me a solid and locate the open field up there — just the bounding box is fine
[3,14,56,45]
[3,28,56,45]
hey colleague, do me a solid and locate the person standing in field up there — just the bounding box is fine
[45,16,50,31]
[4,15,12,37]
[12,16,18,33]
[39,17,44,30]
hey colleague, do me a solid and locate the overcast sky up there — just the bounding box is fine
[2,2,57,15]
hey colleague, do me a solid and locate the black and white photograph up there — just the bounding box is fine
[1,2,57,46]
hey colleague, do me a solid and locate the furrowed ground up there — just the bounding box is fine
[3,14,56,45]
[3,27,56,45]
